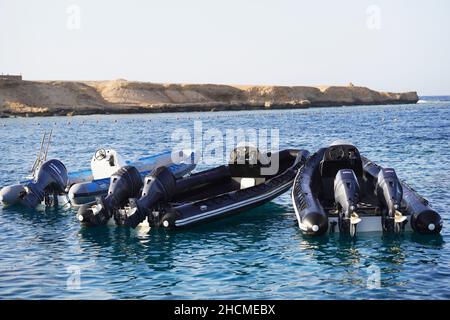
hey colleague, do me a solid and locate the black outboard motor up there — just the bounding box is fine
[334,169,361,237]
[363,156,442,235]
[77,166,142,226]
[115,166,176,228]
[20,159,68,208]
[376,168,406,233]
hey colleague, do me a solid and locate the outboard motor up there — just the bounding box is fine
[376,168,406,233]
[334,169,361,237]
[77,166,142,226]
[19,159,68,208]
[115,166,176,228]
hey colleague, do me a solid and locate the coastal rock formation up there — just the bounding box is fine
[0,79,419,117]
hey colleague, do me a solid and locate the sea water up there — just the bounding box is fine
[0,101,448,299]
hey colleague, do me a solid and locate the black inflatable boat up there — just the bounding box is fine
[292,142,443,237]
[78,146,309,229]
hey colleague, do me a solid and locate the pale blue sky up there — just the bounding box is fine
[1,0,449,95]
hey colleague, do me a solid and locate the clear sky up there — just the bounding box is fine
[1,0,449,95]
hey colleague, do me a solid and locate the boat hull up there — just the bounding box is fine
[173,179,295,228]
[81,148,311,229]
[160,149,310,229]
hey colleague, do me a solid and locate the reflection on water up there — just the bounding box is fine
[0,103,449,299]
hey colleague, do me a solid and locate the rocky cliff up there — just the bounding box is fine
[0,79,419,117]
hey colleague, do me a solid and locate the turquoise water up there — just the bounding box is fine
[0,102,449,299]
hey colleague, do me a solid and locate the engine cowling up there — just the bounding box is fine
[115,166,176,228]
[334,169,360,216]
[20,159,68,208]
[376,168,404,232]
[334,169,361,235]
[77,166,143,226]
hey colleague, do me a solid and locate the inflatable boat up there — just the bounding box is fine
[292,141,443,237]
[77,146,310,229]
[0,148,196,208]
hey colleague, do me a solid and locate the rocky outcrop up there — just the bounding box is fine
[0,79,418,117]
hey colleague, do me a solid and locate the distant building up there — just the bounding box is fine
[0,74,22,81]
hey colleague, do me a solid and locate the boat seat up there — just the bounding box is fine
[240,178,255,189]
[233,177,266,189]
[320,145,363,178]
